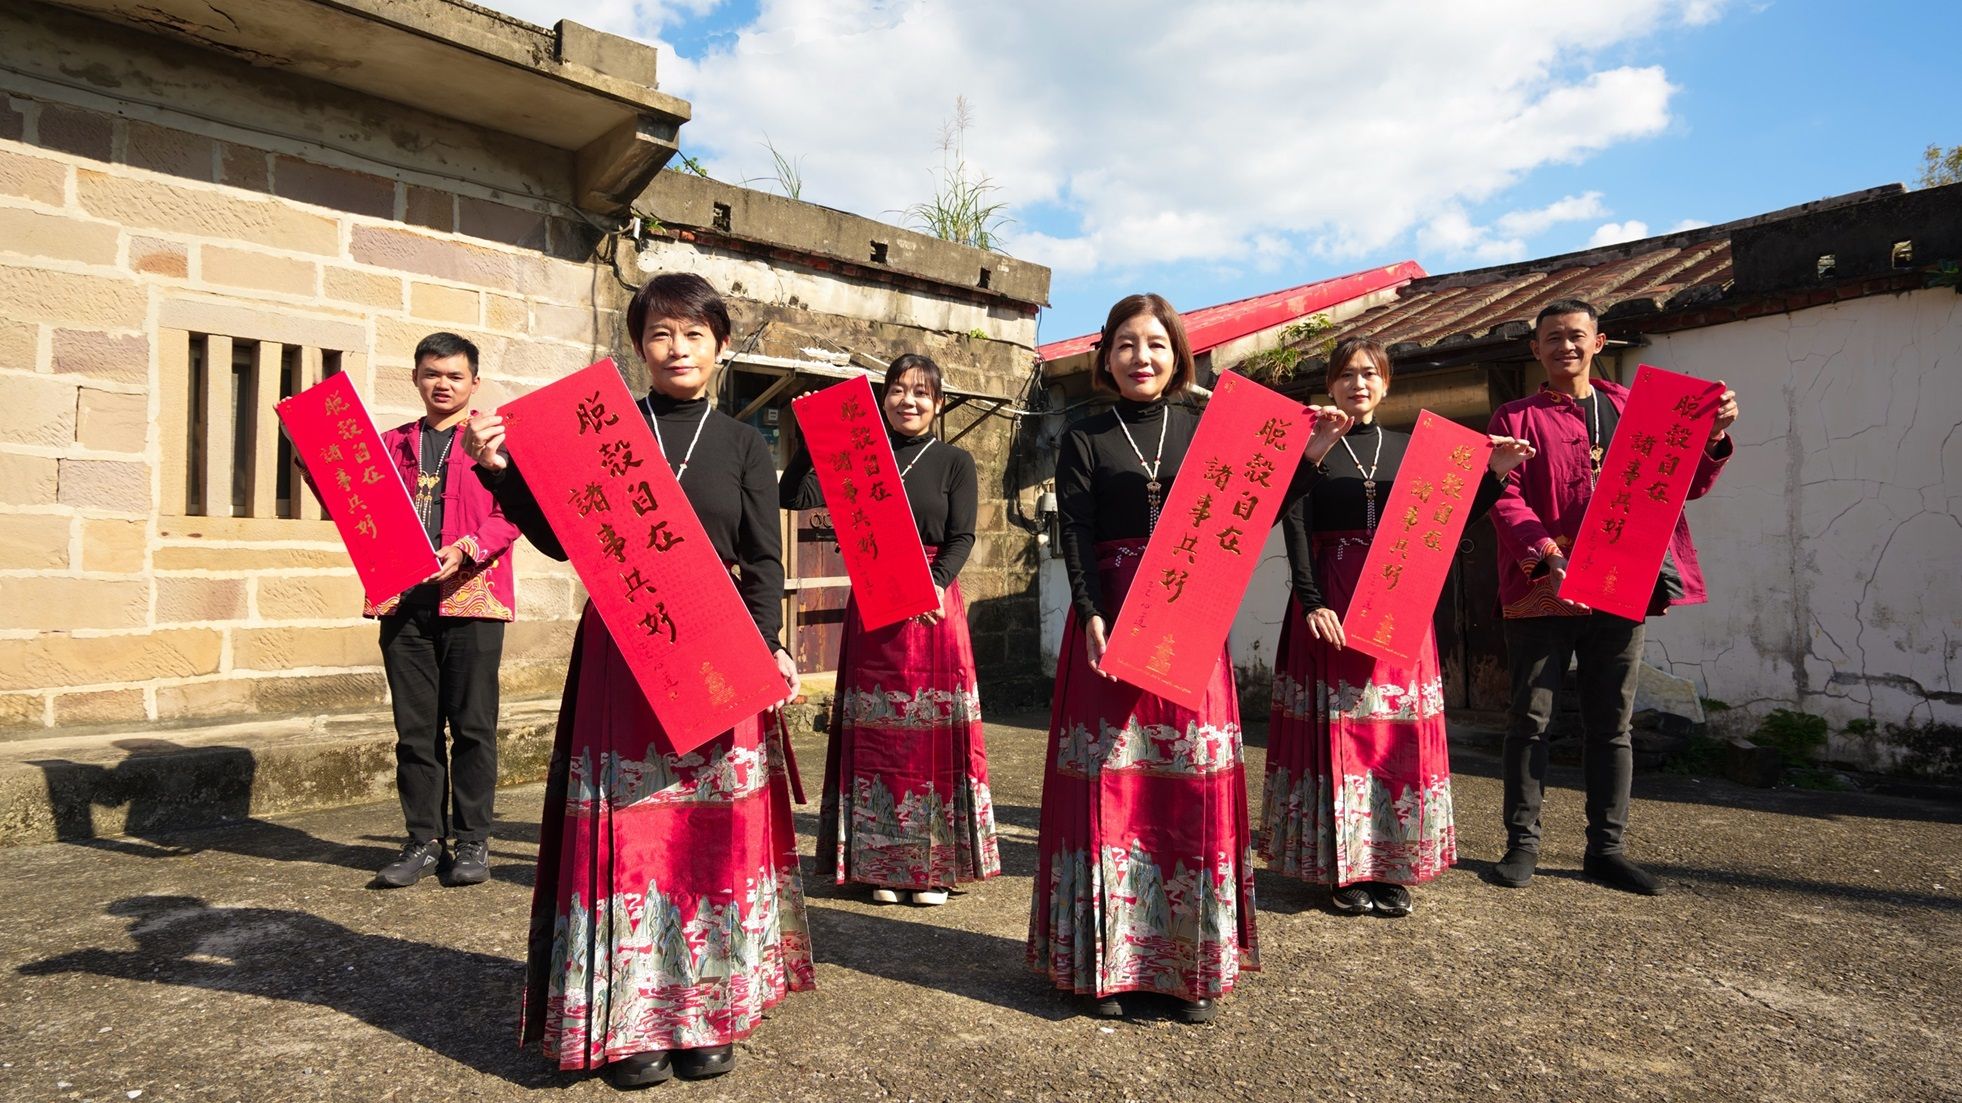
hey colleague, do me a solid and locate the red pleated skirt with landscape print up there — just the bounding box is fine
[816,561,1001,890]
[1258,531,1457,888]
[521,602,814,1069]
[1028,539,1259,1003]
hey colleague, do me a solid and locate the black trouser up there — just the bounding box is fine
[379,608,504,844]
[1502,613,1645,856]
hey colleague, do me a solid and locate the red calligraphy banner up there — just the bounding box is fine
[1560,364,1725,621]
[1342,411,1494,664]
[499,360,787,753]
[789,375,938,629]
[1101,373,1312,709]
[275,372,437,606]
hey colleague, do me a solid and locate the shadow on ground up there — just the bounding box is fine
[16,895,558,1087]
[804,903,1071,1022]
[32,740,545,887]
[1446,744,1962,824]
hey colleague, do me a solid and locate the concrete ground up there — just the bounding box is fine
[1,712,1956,1103]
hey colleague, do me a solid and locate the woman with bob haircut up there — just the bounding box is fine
[1258,338,1533,918]
[780,352,1000,906]
[1028,292,1346,1024]
[463,272,811,1089]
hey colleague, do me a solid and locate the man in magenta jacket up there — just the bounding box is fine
[366,333,521,889]
[1485,300,1739,895]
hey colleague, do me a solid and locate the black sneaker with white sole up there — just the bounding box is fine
[375,838,441,888]
[1366,881,1413,917]
[1330,884,1375,915]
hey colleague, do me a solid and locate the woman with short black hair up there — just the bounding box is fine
[464,272,811,1089]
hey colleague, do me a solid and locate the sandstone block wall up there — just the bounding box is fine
[0,91,604,733]
[1,8,1050,736]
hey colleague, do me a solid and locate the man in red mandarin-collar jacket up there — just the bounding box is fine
[1484,300,1740,897]
[366,333,520,890]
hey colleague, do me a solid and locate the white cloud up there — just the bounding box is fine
[480,0,700,37]
[489,1,1712,277]
[1668,217,1713,232]
[1589,220,1652,246]
[1417,192,1616,265]
[1495,193,1610,238]
[1680,0,1729,25]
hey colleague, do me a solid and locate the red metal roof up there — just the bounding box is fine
[1037,261,1426,361]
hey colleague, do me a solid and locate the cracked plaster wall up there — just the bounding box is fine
[1036,524,1289,680]
[1640,287,1962,764]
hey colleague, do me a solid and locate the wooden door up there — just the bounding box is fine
[791,507,849,675]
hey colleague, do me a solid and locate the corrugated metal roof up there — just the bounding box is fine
[1285,184,1915,366]
[1310,237,1734,359]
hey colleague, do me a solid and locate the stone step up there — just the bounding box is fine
[0,690,834,849]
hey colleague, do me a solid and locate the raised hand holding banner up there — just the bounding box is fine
[499,359,786,753]
[789,375,938,629]
[276,373,437,606]
[1100,373,1312,708]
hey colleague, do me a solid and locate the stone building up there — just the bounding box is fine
[1225,184,1960,770]
[0,0,1050,768]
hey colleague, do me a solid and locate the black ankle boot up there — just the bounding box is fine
[674,1044,735,1078]
[1584,851,1662,896]
[1490,846,1537,888]
[601,1051,672,1089]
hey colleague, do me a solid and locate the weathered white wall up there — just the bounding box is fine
[1036,525,1290,681]
[1640,287,1962,765]
[1230,526,1290,679]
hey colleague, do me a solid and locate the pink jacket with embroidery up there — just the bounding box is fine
[1486,379,1732,619]
[362,419,521,620]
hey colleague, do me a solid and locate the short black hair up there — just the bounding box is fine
[628,272,733,349]
[1533,299,1600,334]
[884,353,944,402]
[414,331,479,377]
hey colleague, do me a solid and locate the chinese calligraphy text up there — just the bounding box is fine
[275,372,437,605]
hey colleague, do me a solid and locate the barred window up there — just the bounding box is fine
[162,331,344,519]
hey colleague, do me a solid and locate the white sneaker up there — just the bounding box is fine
[912,889,949,906]
[870,888,901,904]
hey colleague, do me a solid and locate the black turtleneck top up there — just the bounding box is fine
[477,391,787,650]
[779,430,977,587]
[1282,419,1507,611]
[1057,396,1321,624]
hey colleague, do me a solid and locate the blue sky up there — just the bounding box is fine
[488,0,1957,343]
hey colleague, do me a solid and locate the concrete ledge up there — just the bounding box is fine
[0,690,839,848]
[0,701,561,848]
